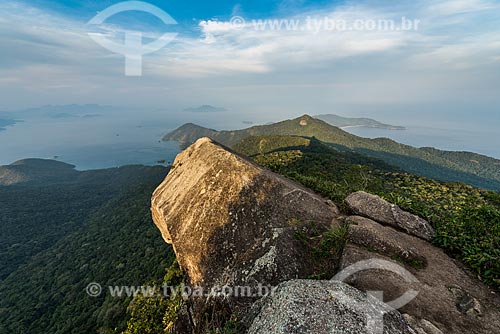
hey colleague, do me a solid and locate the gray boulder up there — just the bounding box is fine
[345,191,434,241]
[248,279,413,334]
[345,216,427,268]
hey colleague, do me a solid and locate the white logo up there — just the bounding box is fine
[86,282,102,297]
[87,1,178,76]
[333,259,419,334]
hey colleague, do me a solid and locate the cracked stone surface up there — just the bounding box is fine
[345,191,434,241]
[248,279,413,334]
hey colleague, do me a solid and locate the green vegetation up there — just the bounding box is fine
[0,160,168,280]
[0,158,78,186]
[313,225,349,260]
[122,261,184,334]
[123,261,244,334]
[232,135,311,156]
[232,135,500,288]
[164,115,500,190]
[207,320,238,334]
[294,222,350,280]
[0,161,176,334]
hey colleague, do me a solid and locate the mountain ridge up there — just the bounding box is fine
[162,115,500,190]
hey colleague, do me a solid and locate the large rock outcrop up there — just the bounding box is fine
[151,138,500,334]
[151,138,343,330]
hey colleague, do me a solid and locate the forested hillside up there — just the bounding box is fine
[164,115,500,190]
[233,135,500,288]
[0,160,175,334]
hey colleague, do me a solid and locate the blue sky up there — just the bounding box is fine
[1,0,499,129]
[14,0,340,21]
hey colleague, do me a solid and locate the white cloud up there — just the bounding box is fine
[0,0,499,115]
[157,6,422,77]
[408,34,500,70]
[426,0,497,16]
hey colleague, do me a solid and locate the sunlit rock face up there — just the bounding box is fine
[151,137,341,289]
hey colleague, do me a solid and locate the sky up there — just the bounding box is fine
[1,0,500,129]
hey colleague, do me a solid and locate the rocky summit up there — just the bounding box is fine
[152,137,341,288]
[151,137,342,331]
[151,137,500,334]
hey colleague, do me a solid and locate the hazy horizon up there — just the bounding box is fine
[1,0,500,133]
[1,0,500,166]
[1,104,499,170]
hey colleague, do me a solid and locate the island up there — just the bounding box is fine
[314,114,406,130]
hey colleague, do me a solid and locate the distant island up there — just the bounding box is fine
[0,118,18,131]
[183,105,227,113]
[314,114,406,130]
[5,104,115,119]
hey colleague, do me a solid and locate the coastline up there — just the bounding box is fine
[340,125,406,130]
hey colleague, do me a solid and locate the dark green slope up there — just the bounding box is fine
[420,147,500,182]
[163,115,500,190]
[163,123,218,147]
[164,115,360,148]
[0,159,167,280]
[232,135,399,172]
[0,186,175,334]
[0,160,175,334]
[0,159,78,185]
